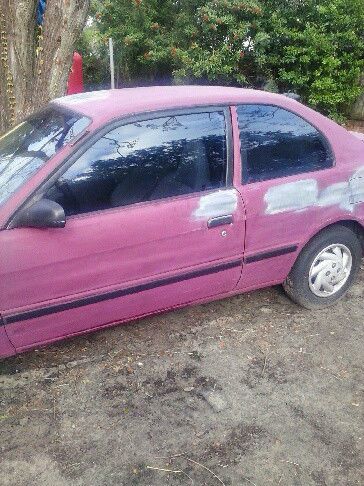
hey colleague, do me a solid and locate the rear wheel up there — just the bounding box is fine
[283,226,362,309]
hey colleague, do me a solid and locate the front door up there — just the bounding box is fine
[1,108,245,352]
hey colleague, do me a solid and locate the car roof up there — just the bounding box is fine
[53,85,301,122]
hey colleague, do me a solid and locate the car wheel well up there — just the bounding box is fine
[284,222,362,309]
[307,220,364,255]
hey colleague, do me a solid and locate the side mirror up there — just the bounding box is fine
[14,199,66,229]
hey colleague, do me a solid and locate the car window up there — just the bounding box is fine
[0,107,90,206]
[44,111,227,216]
[237,104,333,183]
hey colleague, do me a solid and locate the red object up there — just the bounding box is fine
[67,52,83,95]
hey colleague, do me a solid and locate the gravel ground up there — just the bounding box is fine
[1,269,363,486]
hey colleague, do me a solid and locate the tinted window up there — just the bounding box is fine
[0,107,90,206]
[45,111,227,216]
[237,105,333,182]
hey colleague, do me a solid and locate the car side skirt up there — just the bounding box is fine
[3,259,243,325]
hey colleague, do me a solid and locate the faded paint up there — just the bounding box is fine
[349,131,364,142]
[193,189,238,219]
[264,167,364,215]
[55,90,110,105]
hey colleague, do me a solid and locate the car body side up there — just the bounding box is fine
[0,87,363,358]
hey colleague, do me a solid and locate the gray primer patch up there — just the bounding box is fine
[316,182,352,211]
[264,167,364,215]
[264,179,318,215]
[194,189,238,219]
[349,166,364,204]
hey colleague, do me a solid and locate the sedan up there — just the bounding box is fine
[0,86,363,358]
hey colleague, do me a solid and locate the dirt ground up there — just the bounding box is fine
[1,266,363,486]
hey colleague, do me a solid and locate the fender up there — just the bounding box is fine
[292,215,364,269]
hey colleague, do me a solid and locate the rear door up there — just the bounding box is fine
[234,103,335,288]
[2,107,245,352]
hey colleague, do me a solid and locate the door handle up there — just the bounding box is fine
[207,215,233,228]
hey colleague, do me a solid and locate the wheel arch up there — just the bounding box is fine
[290,218,364,271]
[283,218,363,309]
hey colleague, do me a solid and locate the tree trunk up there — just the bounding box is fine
[0,0,89,134]
[351,73,364,121]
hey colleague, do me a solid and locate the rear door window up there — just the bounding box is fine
[237,104,333,183]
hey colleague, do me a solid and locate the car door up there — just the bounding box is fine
[2,107,245,352]
[233,103,336,289]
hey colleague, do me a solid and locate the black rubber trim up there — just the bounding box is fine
[3,259,242,325]
[245,245,298,264]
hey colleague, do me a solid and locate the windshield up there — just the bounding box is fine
[0,106,90,206]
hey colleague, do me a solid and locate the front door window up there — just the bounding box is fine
[45,111,228,216]
[0,107,90,206]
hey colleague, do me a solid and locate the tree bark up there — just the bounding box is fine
[0,0,89,134]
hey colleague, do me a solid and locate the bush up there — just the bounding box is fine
[83,0,364,120]
[258,0,364,121]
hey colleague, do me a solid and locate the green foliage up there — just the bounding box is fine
[77,17,109,90]
[85,0,264,86]
[260,0,364,120]
[80,0,364,119]
[172,0,264,86]
[93,0,185,83]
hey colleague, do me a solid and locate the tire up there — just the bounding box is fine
[283,225,362,309]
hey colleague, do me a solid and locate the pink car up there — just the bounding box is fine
[1,86,364,358]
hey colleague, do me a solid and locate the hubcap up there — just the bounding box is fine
[309,244,352,297]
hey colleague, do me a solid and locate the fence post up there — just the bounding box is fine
[109,38,115,89]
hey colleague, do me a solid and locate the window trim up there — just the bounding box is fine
[237,103,335,184]
[7,105,233,228]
